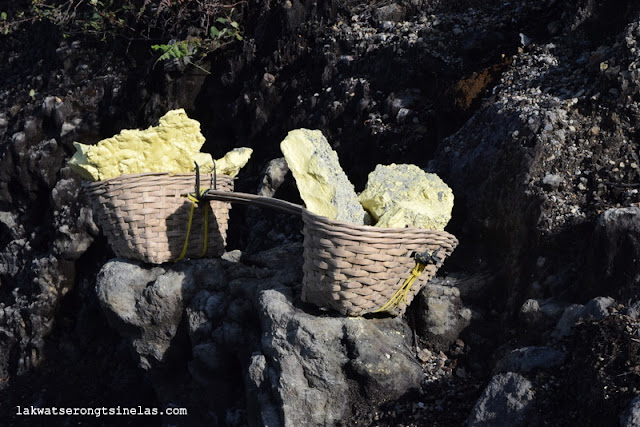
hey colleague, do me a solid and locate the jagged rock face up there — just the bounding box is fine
[582,207,640,301]
[251,287,423,426]
[414,281,471,351]
[430,0,640,307]
[0,21,131,390]
[198,0,564,190]
[0,165,96,382]
[95,260,196,370]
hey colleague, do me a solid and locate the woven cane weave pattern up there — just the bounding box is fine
[83,172,233,264]
[300,210,458,316]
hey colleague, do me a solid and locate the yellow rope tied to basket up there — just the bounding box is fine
[174,162,218,262]
[373,249,441,314]
[373,261,425,313]
[175,188,210,262]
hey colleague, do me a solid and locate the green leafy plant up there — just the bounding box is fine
[0,11,8,35]
[209,16,243,41]
[151,38,210,73]
[152,39,199,64]
[151,10,243,72]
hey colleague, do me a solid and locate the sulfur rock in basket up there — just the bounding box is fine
[358,163,454,230]
[69,109,217,181]
[299,210,458,316]
[275,132,458,316]
[71,109,252,264]
[280,128,368,225]
[215,147,253,178]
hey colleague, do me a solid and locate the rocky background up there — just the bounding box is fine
[1,0,640,425]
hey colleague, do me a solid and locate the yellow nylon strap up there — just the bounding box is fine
[373,261,426,313]
[201,206,209,257]
[174,190,209,262]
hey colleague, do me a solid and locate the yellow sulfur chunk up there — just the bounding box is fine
[69,142,99,181]
[213,147,253,178]
[358,163,454,230]
[193,152,215,172]
[69,109,212,181]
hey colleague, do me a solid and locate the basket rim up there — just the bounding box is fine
[83,171,235,188]
[301,208,458,240]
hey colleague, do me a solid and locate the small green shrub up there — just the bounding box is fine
[152,38,208,72]
[150,10,243,72]
[209,16,243,41]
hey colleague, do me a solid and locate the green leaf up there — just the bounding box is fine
[230,21,239,29]
[209,26,219,38]
[0,12,7,21]
[215,17,227,24]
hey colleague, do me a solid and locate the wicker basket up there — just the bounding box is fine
[83,172,234,264]
[199,191,458,316]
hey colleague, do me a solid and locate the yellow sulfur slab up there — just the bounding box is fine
[280,129,367,224]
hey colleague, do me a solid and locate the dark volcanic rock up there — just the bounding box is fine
[466,372,535,426]
[621,397,640,427]
[430,1,640,309]
[582,207,640,301]
[414,279,472,352]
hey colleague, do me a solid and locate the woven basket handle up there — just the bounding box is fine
[199,190,304,217]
